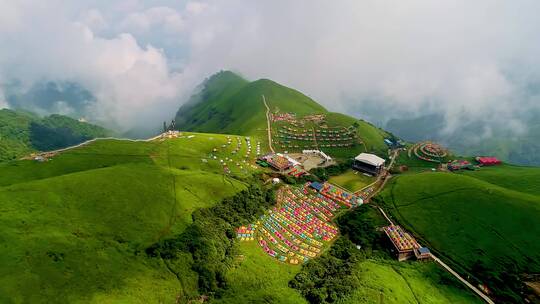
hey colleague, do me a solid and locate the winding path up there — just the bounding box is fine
[262,95,275,153]
[23,134,164,159]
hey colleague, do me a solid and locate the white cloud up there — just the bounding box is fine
[185,1,209,15]
[120,6,183,34]
[1,0,539,136]
[80,9,108,31]
[0,88,7,109]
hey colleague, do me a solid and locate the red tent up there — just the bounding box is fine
[476,156,501,166]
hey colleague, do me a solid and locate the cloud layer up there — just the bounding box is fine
[0,0,539,134]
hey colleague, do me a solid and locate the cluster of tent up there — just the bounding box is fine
[310,182,363,208]
[206,136,258,174]
[249,185,350,264]
[383,225,421,252]
[413,142,448,163]
[476,156,501,166]
[447,159,476,171]
[271,112,296,122]
[236,224,256,241]
[356,185,376,200]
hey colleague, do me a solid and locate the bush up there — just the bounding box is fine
[146,183,274,297]
[289,238,362,303]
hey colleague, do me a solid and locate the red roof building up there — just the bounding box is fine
[476,156,501,166]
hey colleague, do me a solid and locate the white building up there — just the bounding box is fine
[352,153,385,175]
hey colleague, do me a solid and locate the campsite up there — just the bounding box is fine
[1,71,538,304]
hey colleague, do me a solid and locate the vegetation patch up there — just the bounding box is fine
[146,183,275,300]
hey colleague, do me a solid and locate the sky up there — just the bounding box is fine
[0,0,539,134]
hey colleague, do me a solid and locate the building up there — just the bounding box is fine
[414,247,432,260]
[352,153,385,175]
[476,156,501,166]
[383,225,421,261]
[258,153,293,171]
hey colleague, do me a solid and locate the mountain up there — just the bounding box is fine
[386,113,540,166]
[2,71,538,303]
[175,71,391,158]
[0,109,110,161]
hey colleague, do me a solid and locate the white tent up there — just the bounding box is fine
[354,153,385,167]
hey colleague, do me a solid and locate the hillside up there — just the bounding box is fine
[0,130,486,303]
[0,109,110,161]
[378,166,540,302]
[0,132,260,303]
[175,71,390,158]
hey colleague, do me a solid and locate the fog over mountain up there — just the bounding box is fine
[1,0,539,139]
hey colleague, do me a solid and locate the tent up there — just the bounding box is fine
[476,156,501,166]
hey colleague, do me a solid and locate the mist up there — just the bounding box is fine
[1,0,539,136]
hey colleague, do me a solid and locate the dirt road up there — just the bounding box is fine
[262,95,275,153]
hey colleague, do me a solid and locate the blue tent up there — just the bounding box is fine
[310,182,324,191]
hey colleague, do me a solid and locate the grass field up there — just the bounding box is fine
[341,259,482,304]
[458,164,540,196]
[214,241,307,304]
[329,169,376,192]
[0,133,258,303]
[212,241,482,304]
[379,170,540,300]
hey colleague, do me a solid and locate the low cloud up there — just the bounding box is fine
[0,0,539,136]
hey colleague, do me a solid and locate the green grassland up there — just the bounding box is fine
[379,170,540,301]
[0,132,260,303]
[214,241,307,304]
[328,169,375,192]
[342,259,482,304]
[458,164,540,196]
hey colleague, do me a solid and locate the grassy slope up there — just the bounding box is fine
[176,72,389,158]
[0,133,254,303]
[458,164,540,196]
[328,169,375,192]
[214,242,307,304]
[343,259,482,304]
[380,171,540,281]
